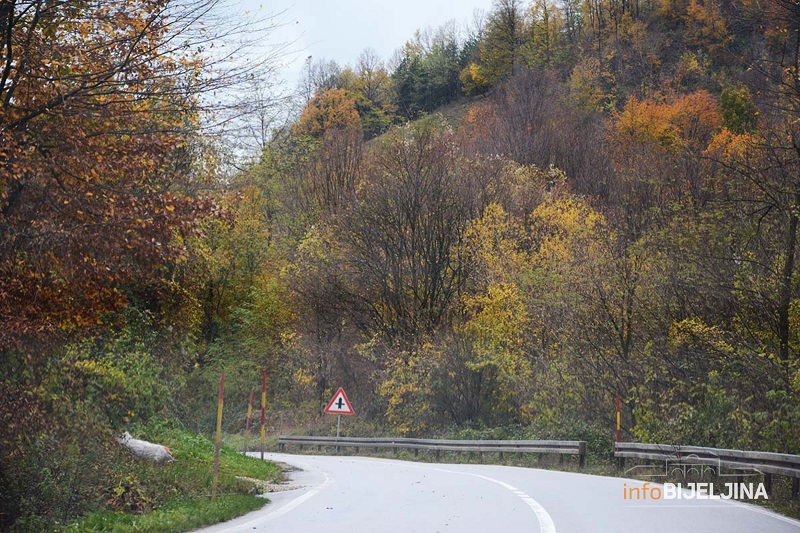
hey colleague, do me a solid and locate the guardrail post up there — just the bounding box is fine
[279,442,285,452]
[499,451,505,461]
[414,448,419,457]
[435,449,441,461]
[764,474,773,496]
[792,478,799,500]
[538,453,544,466]
[578,442,586,468]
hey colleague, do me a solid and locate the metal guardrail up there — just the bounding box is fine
[615,442,800,498]
[279,435,587,467]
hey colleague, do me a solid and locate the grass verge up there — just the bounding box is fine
[62,421,283,532]
[63,495,265,533]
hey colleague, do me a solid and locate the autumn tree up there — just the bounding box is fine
[0,0,289,527]
[293,88,362,138]
[0,0,239,350]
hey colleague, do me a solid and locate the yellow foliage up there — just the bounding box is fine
[568,57,607,111]
[669,317,735,355]
[460,63,490,95]
[379,355,435,435]
[530,196,606,266]
[461,203,526,286]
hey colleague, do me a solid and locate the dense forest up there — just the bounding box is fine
[2,0,800,528]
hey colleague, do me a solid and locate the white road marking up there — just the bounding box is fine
[212,469,333,532]
[371,459,557,533]
[456,471,557,533]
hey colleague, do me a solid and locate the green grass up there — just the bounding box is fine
[63,495,266,533]
[62,421,283,532]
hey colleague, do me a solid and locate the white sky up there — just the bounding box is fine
[227,0,496,89]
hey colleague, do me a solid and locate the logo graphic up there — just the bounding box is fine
[622,448,768,502]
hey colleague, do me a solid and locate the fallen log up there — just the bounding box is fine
[117,431,174,462]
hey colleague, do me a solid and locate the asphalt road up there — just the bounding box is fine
[194,453,800,533]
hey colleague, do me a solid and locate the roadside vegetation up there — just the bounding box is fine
[62,421,282,533]
[2,0,800,529]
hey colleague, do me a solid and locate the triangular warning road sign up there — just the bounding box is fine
[324,387,355,415]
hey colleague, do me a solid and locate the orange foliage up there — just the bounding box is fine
[294,88,362,137]
[613,90,722,152]
[0,1,214,348]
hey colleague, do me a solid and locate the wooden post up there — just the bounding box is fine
[260,371,266,461]
[243,390,254,454]
[212,372,225,499]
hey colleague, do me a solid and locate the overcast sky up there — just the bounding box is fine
[228,0,496,89]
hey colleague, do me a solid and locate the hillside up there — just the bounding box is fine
[2,0,800,529]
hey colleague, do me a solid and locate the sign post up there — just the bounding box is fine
[324,387,355,438]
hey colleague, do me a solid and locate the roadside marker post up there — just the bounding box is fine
[261,371,266,460]
[324,387,355,438]
[243,390,254,454]
[212,372,225,499]
[615,395,623,469]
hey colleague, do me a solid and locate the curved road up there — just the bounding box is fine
[195,453,800,533]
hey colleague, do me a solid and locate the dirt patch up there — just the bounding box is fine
[237,476,298,494]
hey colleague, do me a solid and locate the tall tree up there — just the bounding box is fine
[477,0,526,85]
[0,0,240,348]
